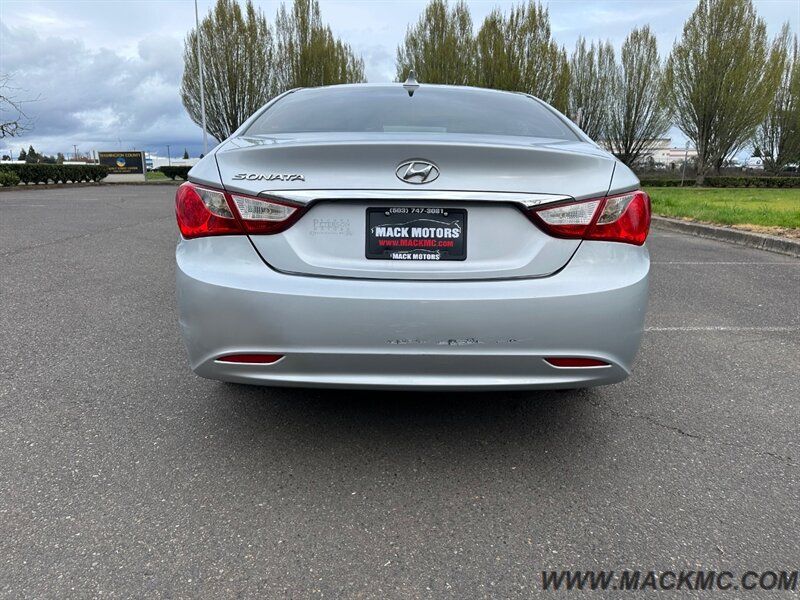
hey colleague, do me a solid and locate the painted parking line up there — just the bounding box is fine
[645,326,799,332]
[652,261,799,265]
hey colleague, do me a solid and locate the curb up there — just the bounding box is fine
[652,216,800,258]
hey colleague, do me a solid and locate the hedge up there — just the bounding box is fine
[158,166,191,180]
[641,176,800,188]
[0,163,109,185]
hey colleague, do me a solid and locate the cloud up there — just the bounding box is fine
[359,43,396,83]
[1,0,796,159]
[0,22,201,158]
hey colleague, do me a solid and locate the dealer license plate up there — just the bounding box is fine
[366,207,467,261]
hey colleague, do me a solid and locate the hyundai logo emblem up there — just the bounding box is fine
[396,160,440,184]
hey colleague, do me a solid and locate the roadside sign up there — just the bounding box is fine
[98,151,146,182]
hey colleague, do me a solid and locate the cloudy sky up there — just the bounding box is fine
[1,0,797,160]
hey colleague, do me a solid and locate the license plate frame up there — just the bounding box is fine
[365,207,467,261]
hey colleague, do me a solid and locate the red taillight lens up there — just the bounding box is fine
[528,190,651,246]
[175,182,304,239]
[588,190,651,245]
[544,357,610,368]
[175,182,242,239]
[216,354,284,364]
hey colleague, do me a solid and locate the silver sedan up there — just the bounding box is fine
[175,83,650,389]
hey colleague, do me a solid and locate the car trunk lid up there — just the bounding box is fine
[213,133,615,280]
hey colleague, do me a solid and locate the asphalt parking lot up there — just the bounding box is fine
[1,185,798,598]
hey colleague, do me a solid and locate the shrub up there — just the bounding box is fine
[0,170,21,187]
[158,166,191,181]
[640,176,800,188]
[0,163,109,184]
[702,176,800,188]
[639,178,684,187]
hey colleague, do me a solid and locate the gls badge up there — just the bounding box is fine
[232,173,305,182]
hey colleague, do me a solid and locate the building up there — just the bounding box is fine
[147,155,200,170]
[643,139,698,167]
[599,138,698,168]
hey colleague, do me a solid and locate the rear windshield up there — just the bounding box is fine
[244,86,579,141]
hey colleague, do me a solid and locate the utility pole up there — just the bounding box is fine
[195,0,208,155]
[167,145,171,166]
[73,145,78,161]
[680,141,690,187]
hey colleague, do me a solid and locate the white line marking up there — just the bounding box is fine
[646,326,799,332]
[652,261,799,265]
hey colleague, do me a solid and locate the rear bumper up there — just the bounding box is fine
[176,237,649,390]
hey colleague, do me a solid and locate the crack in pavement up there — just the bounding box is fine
[582,395,796,468]
[0,216,173,258]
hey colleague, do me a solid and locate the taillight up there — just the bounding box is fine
[175,182,304,239]
[544,357,610,368]
[216,353,284,364]
[229,193,303,235]
[175,183,242,239]
[528,190,651,246]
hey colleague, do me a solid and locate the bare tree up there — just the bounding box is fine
[396,0,475,84]
[754,29,800,174]
[567,37,615,140]
[606,26,673,167]
[181,0,276,142]
[0,74,34,138]
[666,0,786,184]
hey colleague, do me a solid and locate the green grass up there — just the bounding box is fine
[645,187,800,229]
[145,170,168,181]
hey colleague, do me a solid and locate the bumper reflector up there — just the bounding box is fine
[544,357,610,368]
[216,354,284,364]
